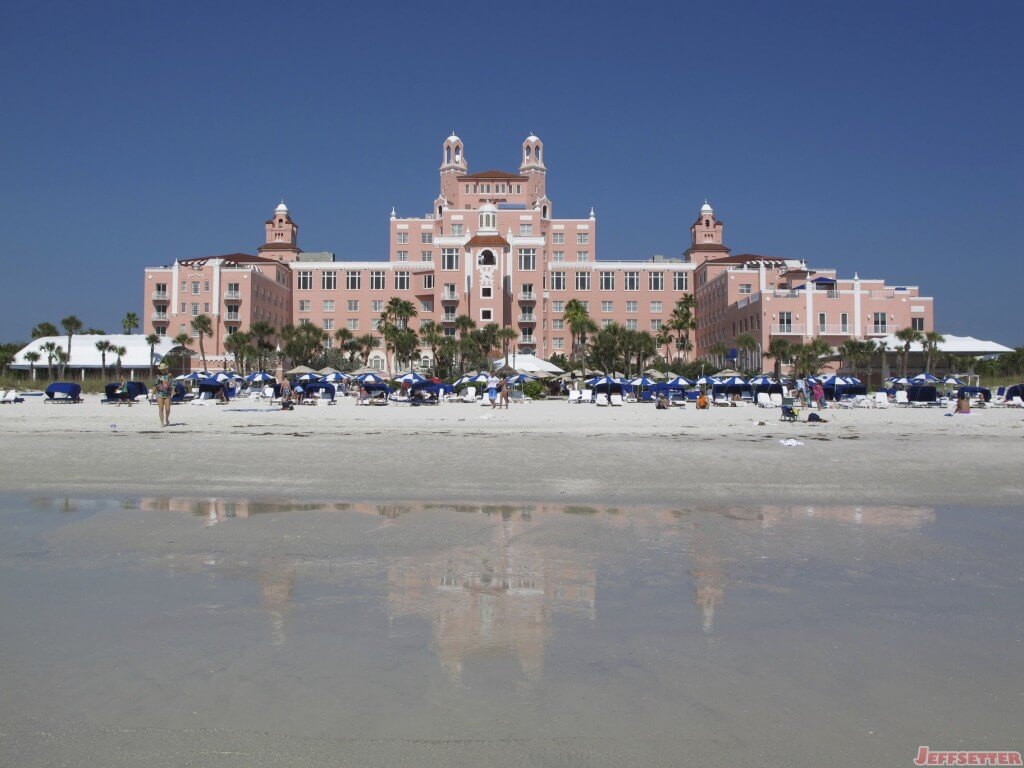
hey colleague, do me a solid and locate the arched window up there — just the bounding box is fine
[445,146,452,163]
[478,250,496,266]
[525,146,531,160]
[536,147,541,162]
[542,205,548,218]
[454,145,461,163]
[705,219,710,227]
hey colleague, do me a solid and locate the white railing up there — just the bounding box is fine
[773,290,801,299]
[770,324,805,335]
[225,314,241,323]
[864,324,898,336]
[224,290,241,300]
[519,336,536,344]
[518,314,536,323]
[442,290,459,300]
[818,324,851,335]
[151,312,168,322]
[442,315,457,323]
[519,291,536,300]
[151,291,169,301]
[869,290,895,299]
[825,290,840,299]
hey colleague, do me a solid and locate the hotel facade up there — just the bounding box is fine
[142,134,934,371]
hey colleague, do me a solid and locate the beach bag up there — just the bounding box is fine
[808,412,822,422]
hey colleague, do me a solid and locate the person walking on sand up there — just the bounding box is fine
[812,381,826,411]
[153,362,173,427]
[487,373,499,408]
[498,377,509,409]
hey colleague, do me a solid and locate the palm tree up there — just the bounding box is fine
[60,315,83,378]
[767,337,794,381]
[24,350,40,380]
[563,299,595,368]
[122,312,140,335]
[895,327,924,378]
[734,332,760,373]
[114,346,127,377]
[333,327,354,355]
[190,314,213,374]
[355,334,378,366]
[223,331,251,373]
[41,341,60,380]
[419,322,444,374]
[31,322,58,339]
[145,333,161,378]
[634,331,657,376]
[922,331,945,373]
[95,339,115,380]
[655,328,675,364]
[792,338,833,378]
[838,339,872,382]
[249,321,276,372]
[708,342,728,369]
[378,298,417,376]
[54,348,69,379]
[454,315,476,339]
[668,296,697,363]
[497,326,519,364]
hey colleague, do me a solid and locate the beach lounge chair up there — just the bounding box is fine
[566,390,582,404]
[580,389,593,403]
[44,383,83,403]
[1010,397,1024,408]
[595,392,610,406]
[609,393,624,406]
[756,393,772,407]
[894,391,910,407]
[460,386,477,403]
[0,390,25,404]
[873,392,889,408]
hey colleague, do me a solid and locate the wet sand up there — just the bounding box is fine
[1,397,1023,506]
[0,497,1021,767]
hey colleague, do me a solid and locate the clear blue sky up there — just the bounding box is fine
[2,1,1020,344]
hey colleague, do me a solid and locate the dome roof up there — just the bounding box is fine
[479,203,497,213]
[525,134,540,143]
[275,200,289,214]
[700,200,714,215]
[447,132,460,143]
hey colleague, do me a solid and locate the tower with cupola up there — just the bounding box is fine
[258,200,301,262]
[685,200,728,264]
[519,134,547,209]
[439,133,468,208]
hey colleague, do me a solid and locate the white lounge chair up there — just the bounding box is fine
[895,391,910,406]
[566,390,582,405]
[756,393,771,407]
[873,392,889,408]
[769,393,783,407]
[595,392,609,406]
[460,386,477,403]
[610,393,624,406]
[580,389,593,403]
[1010,396,1024,408]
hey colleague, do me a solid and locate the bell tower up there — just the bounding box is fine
[258,200,301,261]
[440,133,467,205]
[519,134,547,206]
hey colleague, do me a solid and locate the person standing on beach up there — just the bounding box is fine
[812,381,826,410]
[498,377,509,409]
[487,374,499,407]
[153,362,173,427]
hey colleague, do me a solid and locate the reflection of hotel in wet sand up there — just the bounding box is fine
[755,505,935,529]
[387,513,596,684]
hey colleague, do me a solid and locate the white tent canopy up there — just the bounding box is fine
[491,354,564,374]
[11,334,182,371]
[877,333,1013,355]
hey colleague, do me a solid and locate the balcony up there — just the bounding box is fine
[817,325,852,336]
[519,336,536,345]
[864,324,898,336]
[769,324,805,335]
[151,312,169,322]
[442,315,457,323]
[224,290,241,301]
[441,290,459,302]
[518,314,536,324]
[151,291,169,302]
[772,290,801,299]
[869,290,895,299]
[519,290,536,301]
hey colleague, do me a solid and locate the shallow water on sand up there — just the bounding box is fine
[0,496,1021,767]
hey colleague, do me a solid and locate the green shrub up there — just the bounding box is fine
[522,381,545,399]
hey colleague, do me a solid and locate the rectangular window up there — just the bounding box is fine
[575,271,591,291]
[370,271,386,290]
[520,224,533,236]
[298,300,311,312]
[551,271,566,291]
[624,272,640,291]
[599,271,615,291]
[818,312,827,333]
[181,281,187,293]
[347,300,359,312]
[420,301,432,312]
[372,300,384,312]
[346,271,361,290]
[347,319,359,330]
[779,312,793,333]
[651,319,663,331]
[649,272,664,291]
[396,232,408,244]
[912,317,925,331]
[601,301,613,313]
[371,319,380,330]
[323,300,335,312]
[450,224,463,236]
[323,319,334,331]
[395,271,410,290]
[552,319,565,330]
[576,251,589,262]
[602,319,613,328]
[872,312,887,334]
[552,300,564,313]
[553,337,565,350]
[650,301,662,313]
[552,232,564,244]
[421,232,433,244]
[203,302,210,313]
[297,271,313,290]
[420,251,432,262]
[739,283,752,294]
[322,271,337,290]
[626,301,638,313]
[225,282,239,298]
[552,251,565,262]
[181,302,186,314]
[481,286,492,298]
[840,312,849,333]
[191,303,199,316]
[191,281,200,295]
[577,232,589,245]
[481,308,492,321]
[442,249,459,270]
[579,301,589,311]
[673,272,689,291]
[518,249,536,270]
[625,319,638,330]
[423,274,434,289]
[203,281,210,293]
[396,251,409,262]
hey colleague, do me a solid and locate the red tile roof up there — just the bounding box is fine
[458,170,528,181]
[465,234,510,249]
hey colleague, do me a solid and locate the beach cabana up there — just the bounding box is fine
[712,376,752,401]
[695,375,717,388]
[304,381,336,403]
[664,376,694,388]
[103,381,148,403]
[44,382,83,403]
[957,386,990,403]
[197,377,232,401]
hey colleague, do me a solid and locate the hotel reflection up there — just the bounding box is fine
[135,498,936,675]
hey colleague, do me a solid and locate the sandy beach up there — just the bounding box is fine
[1,396,1022,506]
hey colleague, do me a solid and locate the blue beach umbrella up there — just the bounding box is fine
[695,375,717,387]
[749,375,776,387]
[664,376,694,388]
[943,376,966,386]
[630,376,655,387]
[717,376,749,387]
[356,372,388,386]
[320,372,349,383]
[245,371,275,383]
[393,371,427,385]
[911,372,941,383]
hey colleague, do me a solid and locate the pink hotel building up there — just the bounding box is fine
[142,134,934,371]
